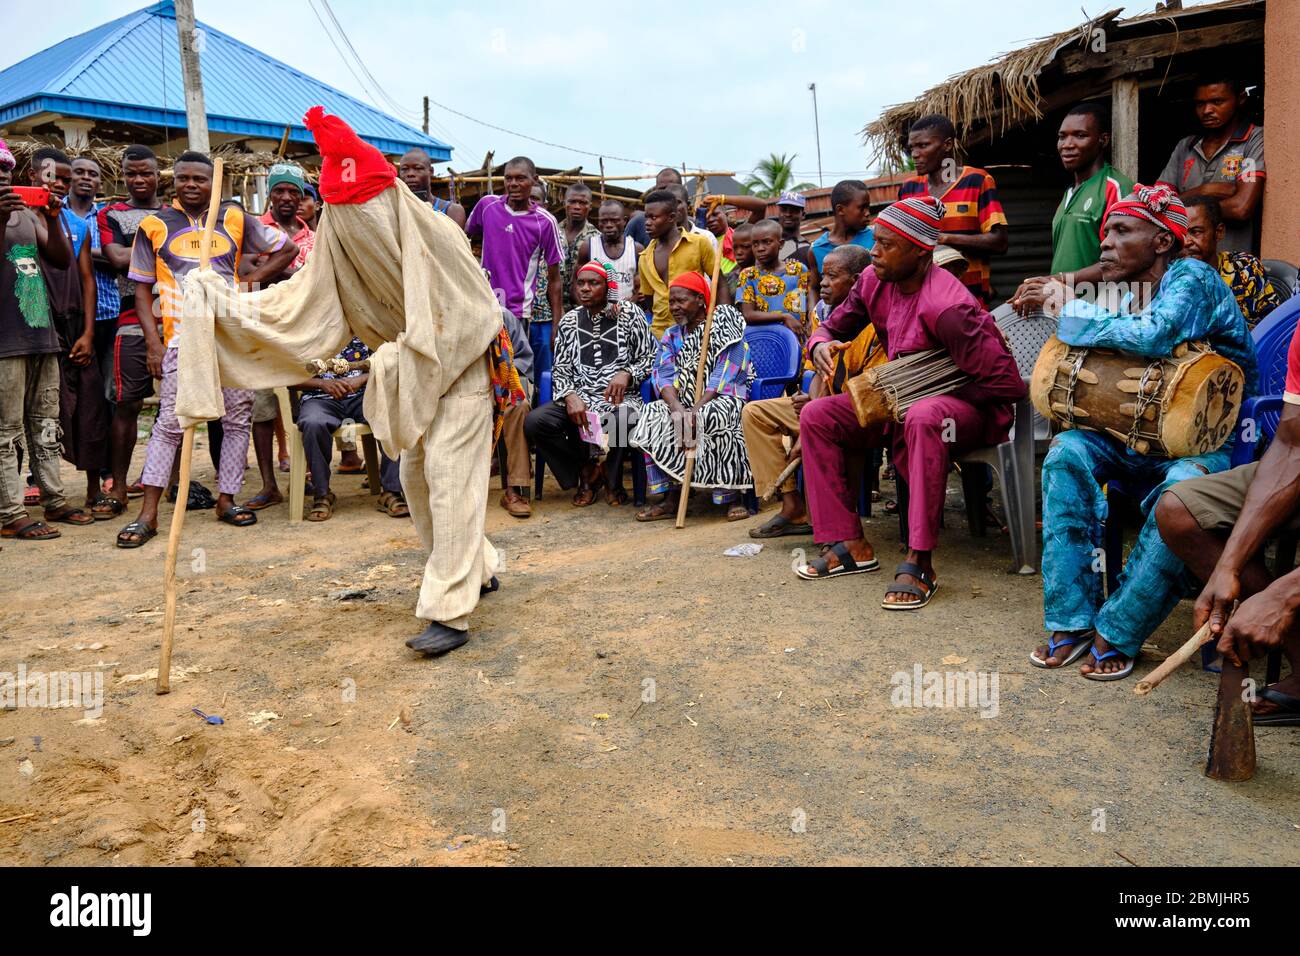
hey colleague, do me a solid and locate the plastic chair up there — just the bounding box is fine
[744,324,802,400]
[276,387,381,525]
[955,306,1056,574]
[1263,259,1298,304]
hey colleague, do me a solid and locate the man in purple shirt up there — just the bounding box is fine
[464,156,562,333]
[795,196,1025,610]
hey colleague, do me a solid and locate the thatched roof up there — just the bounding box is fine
[862,0,1262,170]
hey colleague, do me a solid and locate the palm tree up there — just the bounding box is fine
[742,153,817,198]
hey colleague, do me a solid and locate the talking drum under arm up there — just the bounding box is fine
[845,348,972,429]
[1029,335,1243,458]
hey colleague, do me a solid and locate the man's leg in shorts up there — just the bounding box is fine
[1155,462,1276,601]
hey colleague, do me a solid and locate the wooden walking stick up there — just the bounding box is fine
[158,158,224,695]
[674,252,725,529]
[1134,622,1215,696]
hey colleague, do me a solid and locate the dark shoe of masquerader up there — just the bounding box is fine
[481,576,500,596]
[406,621,470,657]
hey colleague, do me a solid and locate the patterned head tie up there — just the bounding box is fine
[1106,183,1189,243]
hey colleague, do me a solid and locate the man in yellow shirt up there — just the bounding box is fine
[636,189,717,339]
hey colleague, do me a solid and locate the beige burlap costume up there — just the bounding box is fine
[175,179,501,629]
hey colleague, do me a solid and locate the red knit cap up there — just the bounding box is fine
[669,271,711,309]
[305,106,397,205]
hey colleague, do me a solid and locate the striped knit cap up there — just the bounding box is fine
[0,139,13,171]
[577,260,618,294]
[876,195,944,251]
[1106,183,1189,243]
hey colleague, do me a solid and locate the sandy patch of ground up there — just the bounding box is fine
[1,436,1297,865]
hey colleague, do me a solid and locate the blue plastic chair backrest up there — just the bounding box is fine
[743,324,801,399]
[1248,295,1300,440]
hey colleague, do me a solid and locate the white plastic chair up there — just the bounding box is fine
[275,387,381,524]
[955,306,1056,575]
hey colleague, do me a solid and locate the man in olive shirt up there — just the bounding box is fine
[1156,74,1264,255]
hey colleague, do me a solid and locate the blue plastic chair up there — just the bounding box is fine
[744,324,802,401]
[1230,295,1300,466]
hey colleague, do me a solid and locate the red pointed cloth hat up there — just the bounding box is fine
[304,106,397,205]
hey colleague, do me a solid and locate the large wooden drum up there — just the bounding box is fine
[1030,336,1244,458]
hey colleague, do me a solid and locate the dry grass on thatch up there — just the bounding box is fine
[861,8,1122,171]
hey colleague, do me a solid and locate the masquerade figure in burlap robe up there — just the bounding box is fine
[176,107,519,657]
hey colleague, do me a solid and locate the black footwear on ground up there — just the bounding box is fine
[406,621,469,656]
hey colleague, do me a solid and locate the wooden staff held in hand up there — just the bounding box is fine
[158,158,225,695]
[675,253,725,529]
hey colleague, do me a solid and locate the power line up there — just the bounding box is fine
[422,95,676,171]
[307,0,479,158]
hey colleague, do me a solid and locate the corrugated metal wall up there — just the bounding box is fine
[986,165,1061,304]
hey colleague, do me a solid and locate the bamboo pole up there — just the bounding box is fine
[675,251,726,530]
[1134,622,1214,696]
[157,158,224,696]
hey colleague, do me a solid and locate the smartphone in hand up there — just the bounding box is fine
[12,186,51,208]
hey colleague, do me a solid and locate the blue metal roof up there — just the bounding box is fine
[0,1,450,159]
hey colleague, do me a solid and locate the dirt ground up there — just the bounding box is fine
[2,430,1298,867]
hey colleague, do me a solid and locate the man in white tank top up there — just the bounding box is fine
[577,199,643,305]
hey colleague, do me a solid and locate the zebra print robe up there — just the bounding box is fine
[631,304,755,491]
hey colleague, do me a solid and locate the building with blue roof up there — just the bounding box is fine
[0,0,449,161]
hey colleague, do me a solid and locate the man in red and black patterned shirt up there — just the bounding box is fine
[899,115,1008,306]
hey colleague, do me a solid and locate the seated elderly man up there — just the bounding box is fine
[631,271,755,521]
[1155,319,1300,724]
[294,337,402,521]
[524,261,656,506]
[796,197,1025,610]
[744,244,878,537]
[1032,185,1257,680]
[1181,196,1281,330]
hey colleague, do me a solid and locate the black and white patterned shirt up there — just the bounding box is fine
[552,299,656,413]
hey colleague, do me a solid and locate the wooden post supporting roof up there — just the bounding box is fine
[1111,78,1140,183]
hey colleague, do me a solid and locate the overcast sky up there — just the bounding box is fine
[6,0,1132,182]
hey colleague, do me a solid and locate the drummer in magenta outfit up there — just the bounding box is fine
[795,196,1025,610]
[1032,185,1257,681]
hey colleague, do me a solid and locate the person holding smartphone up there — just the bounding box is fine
[0,138,83,542]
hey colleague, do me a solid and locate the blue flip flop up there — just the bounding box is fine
[1082,646,1136,681]
[1029,629,1095,668]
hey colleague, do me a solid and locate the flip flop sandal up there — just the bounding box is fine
[881,561,937,610]
[306,492,336,522]
[2,520,60,541]
[605,487,629,507]
[635,503,675,522]
[115,521,156,548]
[1081,647,1136,682]
[726,505,751,522]
[44,507,95,526]
[337,464,366,475]
[572,487,597,507]
[90,493,125,520]
[1029,629,1097,668]
[244,492,283,511]
[217,505,258,527]
[796,541,880,580]
[749,514,813,538]
[127,482,145,499]
[1253,687,1300,726]
[378,492,410,518]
